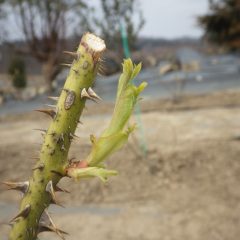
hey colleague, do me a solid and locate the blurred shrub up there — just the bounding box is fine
[8,57,27,89]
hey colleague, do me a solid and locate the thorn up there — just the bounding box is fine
[97,72,104,77]
[38,225,68,239]
[46,180,62,207]
[48,131,56,137]
[33,128,47,133]
[35,109,56,119]
[50,198,65,208]
[32,163,45,171]
[48,96,59,101]
[63,50,79,59]
[49,149,55,156]
[98,69,105,76]
[87,87,102,101]
[81,88,90,99]
[60,63,72,68]
[60,144,66,152]
[69,133,74,140]
[55,185,70,193]
[45,104,57,108]
[99,62,106,70]
[55,106,59,120]
[2,181,29,194]
[54,136,61,144]
[82,61,89,69]
[2,221,13,228]
[62,88,70,93]
[98,64,106,75]
[69,133,79,140]
[99,57,106,63]
[90,134,97,144]
[81,88,96,102]
[51,170,65,177]
[59,133,64,142]
[10,204,31,222]
[69,157,76,164]
[73,68,79,74]
[39,210,68,239]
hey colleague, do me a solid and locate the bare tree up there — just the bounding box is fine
[2,0,87,92]
[88,0,145,57]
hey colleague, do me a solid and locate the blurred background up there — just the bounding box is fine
[0,0,240,239]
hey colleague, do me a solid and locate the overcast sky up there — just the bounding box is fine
[139,0,209,38]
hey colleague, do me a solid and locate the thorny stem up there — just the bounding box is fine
[8,33,106,240]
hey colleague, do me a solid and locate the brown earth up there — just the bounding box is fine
[0,90,240,240]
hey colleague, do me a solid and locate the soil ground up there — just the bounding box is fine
[0,90,240,240]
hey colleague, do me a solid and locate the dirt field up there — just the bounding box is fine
[0,90,240,240]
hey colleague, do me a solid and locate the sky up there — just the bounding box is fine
[139,0,209,39]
